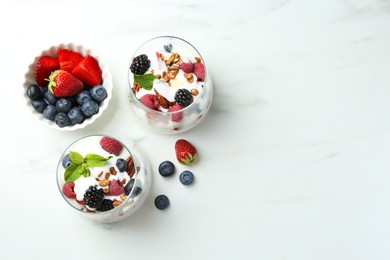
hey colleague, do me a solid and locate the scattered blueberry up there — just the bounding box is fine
[27,84,43,100]
[155,195,170,210]
[179,171,194,185]
[56,98,72,113]
[31,99,47,113]
[81,100,99,117]
[90,85,107,102]
[158,161,175,177]
[164,44,173,53]
[43,105,58,121]
[55,112,70,127]
[62,154,72,168]
[43,91,57,105]
[76,90,92,105]
[116,158,128,172]
[68,107,84,125]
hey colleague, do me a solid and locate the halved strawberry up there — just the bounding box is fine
[72,55,102,87]
[47,70,83,97]
[34,56,60,86]
[57,49,83,72]
[175,139,198,165]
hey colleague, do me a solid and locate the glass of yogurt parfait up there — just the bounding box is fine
[56,134,151,223]
[128,36,213,134]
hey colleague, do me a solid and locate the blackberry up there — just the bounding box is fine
[96,199,114,212]
[83,185,104,209]
[130,54,150,75]
[174,89,193,107]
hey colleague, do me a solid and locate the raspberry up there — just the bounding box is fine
[108,180,125,196]
[174,89,193,107]
[179,62,193,73]
[99,136,123,156]
[140,94,159,110]
[130,54,150,75]
[193,62,205,81]
[168,104,183,122]
[63,182,76,199]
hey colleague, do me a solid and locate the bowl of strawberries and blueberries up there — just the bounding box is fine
[25,45,112,129]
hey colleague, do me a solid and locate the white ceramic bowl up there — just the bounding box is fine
[23,43,113,131]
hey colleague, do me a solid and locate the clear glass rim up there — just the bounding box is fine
[56,134,143,216]
[128,35,210,115]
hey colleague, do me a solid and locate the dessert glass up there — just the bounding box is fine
[128,36,213,134]
[56,134,151,223]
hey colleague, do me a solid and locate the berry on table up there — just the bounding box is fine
[55,112,70,127]
[155,195,170,210]
[174,89,193,107]
[68,107,84,125]
[179,170,194,185]
[116,158,128,172]
[27,84,43,100]
[83,185,104,209]
[81,100,99,117]
[55,98,72,113]
[175,139,198,165]
[99,136,123,156]
[43,105,58,121]
[158,161,175,177]
[31,99,47,113]
[90,85,107,102]
[130,54,150,75]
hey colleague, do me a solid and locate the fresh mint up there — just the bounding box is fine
[134,73,156,91]
[64,151,112,182]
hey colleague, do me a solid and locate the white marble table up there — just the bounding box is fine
[1,0,390,259]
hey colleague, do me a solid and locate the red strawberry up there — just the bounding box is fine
[140,94,159,110]
[34,56,60,86]
[72,55,102,87]
[175,139,198,165]
[57,49,83,72]
[168,104,183,122]
[63,182,76,199]
[48,70,83,97]
[179,62,193,73]
[108,180,125,196]
[100,136,123,156]
[193,62,205,81]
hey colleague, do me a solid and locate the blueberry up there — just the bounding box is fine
[55,112,70,127]
[116,158,128,172]
[155,195,169,210]
[179,171,194,185]
[43,91,57,105]
[31,99,47,113]
[68,107,84,125]
[76,90,92,105]
[90,85,107,102]
[158,161,175,177]
[62,154,71,168]
[124,179,142,197]
[81,100,99,117]
[27,84,43,100]
[163,44,173,53]
[43,105,58,121]
[55,98,72,113]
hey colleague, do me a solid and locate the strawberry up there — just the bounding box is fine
[34,56,60,86]
[57,49,83,72]
[175,139,198,165]
[72,55,102,87]
[168,104,183,122]
[47,70,83,97]
[193,62,205,81]
[100,136,123,156]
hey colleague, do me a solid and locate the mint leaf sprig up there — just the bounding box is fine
[134,73,156,91]
[64,151,112,182]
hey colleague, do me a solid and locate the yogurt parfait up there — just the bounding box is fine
[128,36,213,134]
[56,135,151,223]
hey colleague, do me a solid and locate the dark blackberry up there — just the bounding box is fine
[174,89,193,107]
[96,199,114,212]
[130,54,150,75]
[83,185,104,209]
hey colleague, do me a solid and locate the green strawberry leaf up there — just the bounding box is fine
[134,73,156,91]
[85,154,112,167]
[69,151,84,164]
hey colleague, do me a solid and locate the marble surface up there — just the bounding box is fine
[1,0,390,259]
